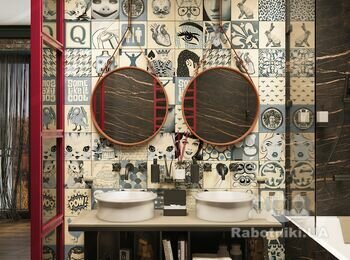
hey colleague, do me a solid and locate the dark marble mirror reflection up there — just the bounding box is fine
[92,68,168,146]
[183,67,259,145]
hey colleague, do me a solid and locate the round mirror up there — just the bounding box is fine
[182,67,259,146]
[91,67,168,146]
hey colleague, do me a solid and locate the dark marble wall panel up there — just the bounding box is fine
[316,0,350,215]
[285,221,338,260]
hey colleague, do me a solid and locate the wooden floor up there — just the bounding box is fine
[0,220,30,260]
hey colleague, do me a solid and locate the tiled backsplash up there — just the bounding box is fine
[41,0,315,258]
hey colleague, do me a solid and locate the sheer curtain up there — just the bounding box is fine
[0,52,30,219]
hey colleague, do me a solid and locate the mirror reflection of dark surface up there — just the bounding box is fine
[92,68,168,145]
[183,67,259,145]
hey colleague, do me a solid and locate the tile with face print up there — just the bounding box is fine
[120,23,147,48]
[148,0,175,20]
[175,105,189,132]
[119,0,147,21]
[65,245,85,260]
[290,105,315,133]
[175,49,202,77]
[147,49,175,78]
[231,21,259,49]
[65,132,92,160]
[65,0,92,21]
[203,0,231,21]
[148,22,175,48]
[174,132,203,161]
[174,161,204,189]
[259,22,285,49]
[203,49,232,69]
[231,49,258,77]
[91,21,119,49]
[290,161,315,190]
[290,0,315,21]
[259,105,285,133]
[65,160,91,189]
[204,22,231,49]
[259,162,285,189]
[175,0,203,21]
[259,133,285,161]
[65,105,91,132]
[66,22,91,48]
[42,105,56,130]
[231,133,259,161]
[43,160,56,189]
[65,49,92,77]
[148,132,176,161]
[258,49,285,77]
[290,77,314,105]
[91,133,119,160]
[231,0,258,21]
[290,190,315,216]
[119,49,148,68]
[291,133,314,161]
[65,189,91,216]
[65,77,91,105]
[290,49,315,77]
[91,49,119,77]
[258,0,285,21]
[91,0,120,19]
[203,162,231,189]
[43,138,57,161]
[290,22,315,48]
[65,217,84,245]
[119,160,147,189]
[230,161,258,188]
[92,161,120,188]
[259,77,285,104]
[260,190,285,215]
[202,144,232,161]
[176,21,204,49]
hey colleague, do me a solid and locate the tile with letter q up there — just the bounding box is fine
[66,21,91,48]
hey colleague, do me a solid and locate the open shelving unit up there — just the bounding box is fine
[70,210,282,260]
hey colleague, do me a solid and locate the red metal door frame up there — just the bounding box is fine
[30,0,65,259]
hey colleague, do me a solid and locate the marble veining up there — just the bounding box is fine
[93,68,167,144]
[183,68,258,144]
[316,0,350,215]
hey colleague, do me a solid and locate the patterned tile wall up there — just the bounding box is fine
[288,0,315,226]
[40,0,315,259]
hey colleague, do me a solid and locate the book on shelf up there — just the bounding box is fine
[162,239,173,260]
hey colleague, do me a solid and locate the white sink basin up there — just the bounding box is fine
[194,191,253,222]
[95,191,157,222]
